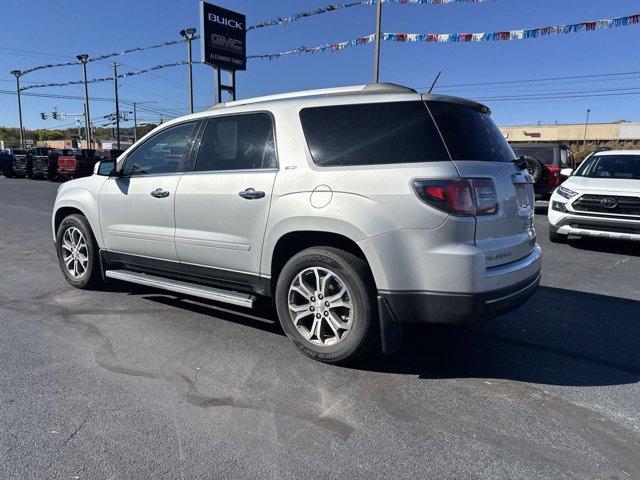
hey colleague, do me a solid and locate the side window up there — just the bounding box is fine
[300,102,449,167]
[560,149,570,168]
[122,122,197,176]
[194,113,276,172]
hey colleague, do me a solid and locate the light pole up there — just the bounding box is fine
[112,63,121,149]
[583,109,591,145]
[10,70,25,149]
[180,28,197,114]
[77,54,92,148]
[132,101,157,143]
[373,0,383,83]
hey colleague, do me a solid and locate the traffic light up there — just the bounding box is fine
[40,113,46,120]
[52,111,58,120]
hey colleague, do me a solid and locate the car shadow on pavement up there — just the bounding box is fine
[121,283,640,387]
[566,237,640,257]
[354,286,640,387]
[137,293,285,337]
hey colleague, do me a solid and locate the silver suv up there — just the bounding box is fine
[52,83,541,364]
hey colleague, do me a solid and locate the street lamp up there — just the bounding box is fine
[583,109,591,145]
[10,70,25,149]
[180,27,197,114]
[76,54,92,148]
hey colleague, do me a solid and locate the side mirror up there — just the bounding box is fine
[560,168,573,177]
[96,159,116,176]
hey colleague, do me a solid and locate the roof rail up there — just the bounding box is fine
[209,83,417,110]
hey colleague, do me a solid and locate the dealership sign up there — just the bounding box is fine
[200,2,246,71]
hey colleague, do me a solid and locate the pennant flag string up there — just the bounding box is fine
[19,0,486,74]
[19,38,199,76]
[22,11,640,87]
[251,13,640,60]
[20,60,203,91]
[247,0,492,31]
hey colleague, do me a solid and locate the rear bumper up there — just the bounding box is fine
[380,272,540,325]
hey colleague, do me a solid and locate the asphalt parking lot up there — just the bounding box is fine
[1,177,639,479]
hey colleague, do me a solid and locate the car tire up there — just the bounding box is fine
[524,155,544,183]
[275,247,378,364]
[55,214,102,289]
[549,226,567,243]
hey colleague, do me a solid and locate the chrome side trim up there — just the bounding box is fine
[105,269,256,308]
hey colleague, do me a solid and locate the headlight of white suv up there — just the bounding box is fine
[556,185,578,199]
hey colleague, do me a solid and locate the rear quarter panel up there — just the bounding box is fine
[259,101,460,288]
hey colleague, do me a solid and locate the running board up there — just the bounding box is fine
[105,270,256,308]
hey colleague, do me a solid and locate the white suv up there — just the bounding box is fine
[549,150,640,243]
[52,83,541,364]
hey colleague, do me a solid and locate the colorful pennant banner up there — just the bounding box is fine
[251,13,640,60]
[248,0,491,30]
[18,0,486,75]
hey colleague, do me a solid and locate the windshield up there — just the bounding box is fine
[426,101,516,162]
[574,155,640,179]
[511,146,556,166]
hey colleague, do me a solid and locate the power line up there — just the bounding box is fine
[479,91,640,102]
[425,70,640,91]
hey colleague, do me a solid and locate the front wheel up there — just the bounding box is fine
[275,247,378,364]
[55,214,102,289]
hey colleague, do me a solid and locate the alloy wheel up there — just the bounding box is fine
[287,267,353,346]
[61,227,89,279]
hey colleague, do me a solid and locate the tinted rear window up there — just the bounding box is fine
[300,101,449,167]
[511,146,556,166]
[427,101,515,162]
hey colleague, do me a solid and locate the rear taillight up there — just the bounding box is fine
[413,178,498,216]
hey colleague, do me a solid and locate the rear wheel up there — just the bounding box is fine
[275,247,378,364]
[56,214,102,289]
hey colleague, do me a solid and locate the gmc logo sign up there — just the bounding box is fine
[200,2,246,70]
[210,34,243,52]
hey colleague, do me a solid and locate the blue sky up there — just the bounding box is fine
[1,0,639,130]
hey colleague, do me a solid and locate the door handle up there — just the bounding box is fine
[151,188,170,198]
[239,188,265,200]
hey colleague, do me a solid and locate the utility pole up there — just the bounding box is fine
[132,101,157,143]
[133,102,138,143]
[10,70,25,149]
[373,0,383,83]
[77,54,92,148]
[112,63,121,149]
[583,109,591,145]
[180,28,197,114]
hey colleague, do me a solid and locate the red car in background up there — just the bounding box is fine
[511,143,575,200]
[56,149,97,180]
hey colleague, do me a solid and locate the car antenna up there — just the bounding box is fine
[428,71,442,94]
